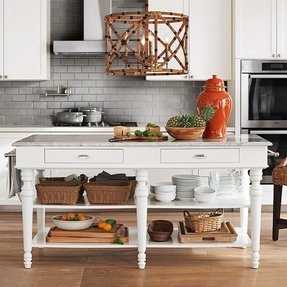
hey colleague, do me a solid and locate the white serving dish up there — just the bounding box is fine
[52,215,94,230]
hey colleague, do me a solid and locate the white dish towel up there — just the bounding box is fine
[5,149,22,201]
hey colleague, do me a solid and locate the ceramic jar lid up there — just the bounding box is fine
[204,75,226,91]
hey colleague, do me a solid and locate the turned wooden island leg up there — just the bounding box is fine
[135,170,149,269]
[249,168,263,269]
[21,169,35,269]
[240,169,250,247]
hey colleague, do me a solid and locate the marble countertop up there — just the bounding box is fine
[0,126,236,133]
[12,134,271,147]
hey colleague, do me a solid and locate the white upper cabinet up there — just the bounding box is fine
[0,0,3,79]
[235,0,287,59]
[146,0,232,81]
[148,0,188,13]
[0,0,50,81]
[189,0,232,81]
[276,0,287,59]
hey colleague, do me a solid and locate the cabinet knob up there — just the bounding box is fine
[4,75,8,79]
[278,54,281,57]
[272,54,276,57]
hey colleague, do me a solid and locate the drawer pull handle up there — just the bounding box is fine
[194,154,207,159]
[77,154,90,159]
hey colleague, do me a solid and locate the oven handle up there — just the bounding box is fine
[250,74,287,79]
[249,130,287,134]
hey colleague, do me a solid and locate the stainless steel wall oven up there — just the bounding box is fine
[241,60,287,184]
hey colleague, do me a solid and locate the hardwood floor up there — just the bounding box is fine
[0,210,287,287]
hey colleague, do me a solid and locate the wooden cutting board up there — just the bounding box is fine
[46,226,129,243]
[48,223,124,239]
[109,135,168,142]
[178,221,238,243]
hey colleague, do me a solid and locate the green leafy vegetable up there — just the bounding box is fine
[113,235,124,245]
[105,218,117,227]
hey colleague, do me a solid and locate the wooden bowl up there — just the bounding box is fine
[148,220,173,242]
[165,126,205,140]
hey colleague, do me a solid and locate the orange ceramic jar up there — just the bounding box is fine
[196,75,232,139]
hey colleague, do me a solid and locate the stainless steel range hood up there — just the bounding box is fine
[53,40,105,55]
[53,0,110,55]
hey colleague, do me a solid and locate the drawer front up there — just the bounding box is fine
[44,149,124,164]
[160,148,240,163]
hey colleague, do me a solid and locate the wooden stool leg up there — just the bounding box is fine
[273,184,283,241]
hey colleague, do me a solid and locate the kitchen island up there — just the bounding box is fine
[13,134,270,270]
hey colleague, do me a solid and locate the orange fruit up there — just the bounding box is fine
[103,223,112,231]
[67,213,75,221]
[98,221,106,229]
[61,214,68,221]
[78,214,87,221]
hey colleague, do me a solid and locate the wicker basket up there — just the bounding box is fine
[39,175,88,196]
[84,180,131,204]
[35,183,82,205]
[183,209,224,233]
[127,176,137,198]
[272,164,287,185]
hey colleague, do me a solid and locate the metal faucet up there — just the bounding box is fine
[43,85,72,97]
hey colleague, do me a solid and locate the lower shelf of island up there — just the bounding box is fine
[32,227,250,250]
[32,193,250,210]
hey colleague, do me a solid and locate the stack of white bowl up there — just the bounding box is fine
[172,175,201,200]
[194,186,216,202]
[209,171,240,197]
[152,182,176,202]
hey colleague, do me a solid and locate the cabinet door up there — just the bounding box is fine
[3,0,50,80]
[0,0,3,78]
[148,0,188,13]
[277,0,287,59]
[189,0,232,80]
[146,0,189,81]
[235,0,276,59]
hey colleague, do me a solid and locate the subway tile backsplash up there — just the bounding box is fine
[0,0,203,126]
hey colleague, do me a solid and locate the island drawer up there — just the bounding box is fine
[160,148,240,163]
[44,149,124,164]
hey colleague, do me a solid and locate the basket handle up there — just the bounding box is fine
[183,210,192,218]
[215,208,224,215]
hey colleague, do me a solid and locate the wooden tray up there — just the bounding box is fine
[49,223,124,238]
[109,135,168,142]
[46,225,129,243]
[178,221,238,243]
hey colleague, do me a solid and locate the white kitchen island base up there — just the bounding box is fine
[13,134,270,270]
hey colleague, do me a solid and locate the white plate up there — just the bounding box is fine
[176,197,195,201]
[172,174,200,180]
